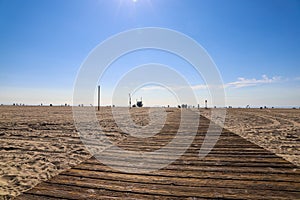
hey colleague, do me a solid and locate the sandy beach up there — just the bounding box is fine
[0,106,299,199]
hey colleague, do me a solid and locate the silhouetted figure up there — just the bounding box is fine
[136,97,143,107]
[137,101,143,107]
[50,104,53,107]
[205,100,208,109]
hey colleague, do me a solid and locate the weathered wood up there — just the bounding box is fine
[24,183,207,200]
[26,175,299,200]
[75,162,300,176]
[70,164,299,183]
[59,169,299,191]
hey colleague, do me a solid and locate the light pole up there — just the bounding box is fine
[98,85,100,111]
[129,93,131,108]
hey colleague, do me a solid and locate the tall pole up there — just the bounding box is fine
[129,93,131,108]
[98,85,100,111]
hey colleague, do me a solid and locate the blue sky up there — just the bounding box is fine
[0,0,299,107]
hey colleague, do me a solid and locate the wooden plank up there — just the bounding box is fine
[60,169,300,191]
[25,175,299,200]
[85,157,295,168]
[81,158,299,174]
[22,183,207,200]
[71,165,300,183]
[16,193,69,200]
[73,163,300,183]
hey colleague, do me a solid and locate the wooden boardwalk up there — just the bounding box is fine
[16,111,300,199]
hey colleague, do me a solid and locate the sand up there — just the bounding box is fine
[0,106,156,198]
[0,106,299,199]
[0,106,88,198]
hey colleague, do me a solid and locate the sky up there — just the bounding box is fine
[0,0,299,107]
